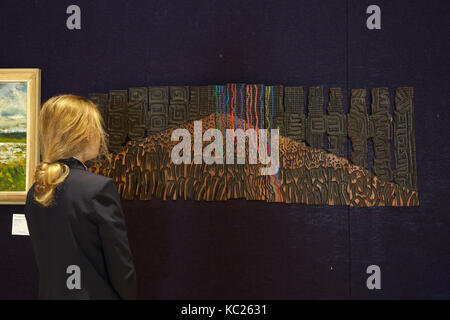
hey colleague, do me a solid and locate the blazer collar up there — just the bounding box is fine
[57,157,88,171]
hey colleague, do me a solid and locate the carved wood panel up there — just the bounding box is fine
[88,84,419,207]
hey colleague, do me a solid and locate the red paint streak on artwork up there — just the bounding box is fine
[254,84,259,153]
[246,86,250,130]
[231,83,235,138]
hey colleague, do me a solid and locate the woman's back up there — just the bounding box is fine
[25,157,137,299]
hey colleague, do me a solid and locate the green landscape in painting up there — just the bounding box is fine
[0,82,27,191]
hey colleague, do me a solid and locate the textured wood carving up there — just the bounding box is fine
[107,90,128,153]
[89,113,418,206]
[168,86,189,128]
[284,86,306,143]
[347,89,368,168]
[88,84,419,207]
[326,88,346,157]
[255,84,265,131]
[88,93,109,125]
[242,84,265,130]
[394,87,417,190]
[128,87,147,141]
[148,86,169,134]
[306,86,325,150]
[188,86,204,121]
[370,88,393,182]
[236,83,246,131]
[273,85,285,137]
[265,135,418,206]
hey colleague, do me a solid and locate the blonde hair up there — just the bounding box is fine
[34,94,109,207]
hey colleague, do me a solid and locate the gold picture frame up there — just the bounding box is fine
[0,69,40,204]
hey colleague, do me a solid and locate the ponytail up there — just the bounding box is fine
[33,161,70,207]
[34,94,108,207]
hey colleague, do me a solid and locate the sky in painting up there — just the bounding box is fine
[0,82,27,133]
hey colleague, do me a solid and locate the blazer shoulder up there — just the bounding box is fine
[64,169,116,197]
[68,167,112,183]
[25,171,111,194]
[25,169,117,208]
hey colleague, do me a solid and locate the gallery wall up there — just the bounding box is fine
[0,0,449,298]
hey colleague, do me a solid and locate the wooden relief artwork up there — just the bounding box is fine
[88,84,419,207]
[128,87,147,141]
[88,93,108,123]
[148,86,169,134]
[284,86,306,143]
[370,88,393,183]
[168,86,189,128]
[394,87,418,190]
[306,86,325,150]
[326,88,346,158]
[270,85,285,137]
[106,90,128,153]
[348,89,369,169]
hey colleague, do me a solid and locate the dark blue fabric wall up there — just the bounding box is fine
[1,0,449,299]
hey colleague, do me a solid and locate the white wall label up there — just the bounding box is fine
[11,214,29,236]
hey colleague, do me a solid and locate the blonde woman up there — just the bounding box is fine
[25,94,136,299]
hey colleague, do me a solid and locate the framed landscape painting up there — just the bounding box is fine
[0,69,40,204]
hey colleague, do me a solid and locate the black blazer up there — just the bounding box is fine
[25,157,137,300]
